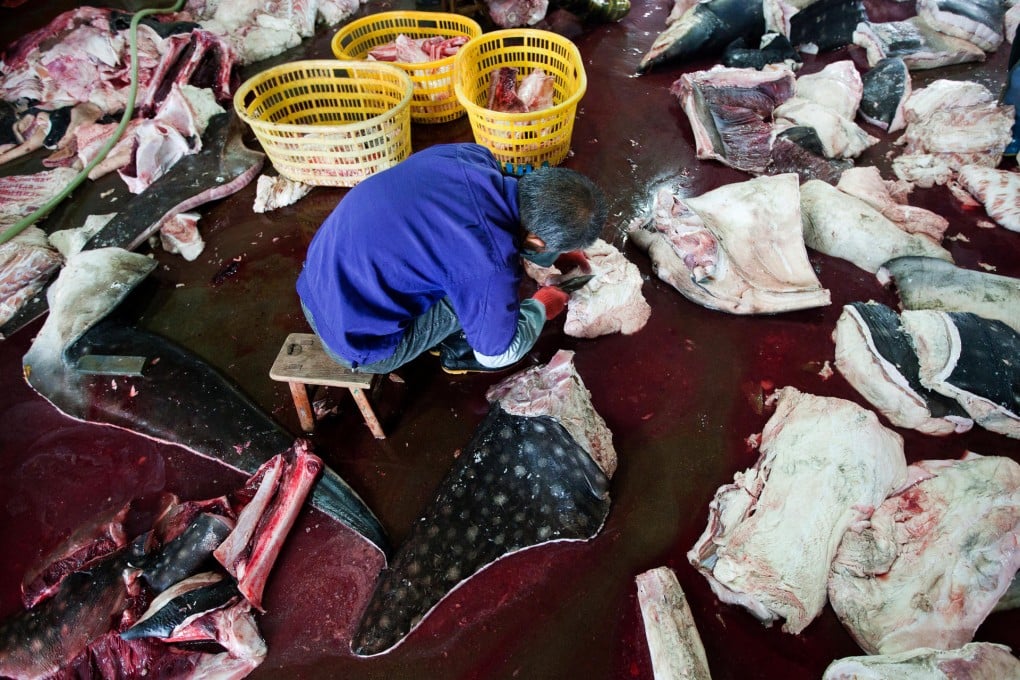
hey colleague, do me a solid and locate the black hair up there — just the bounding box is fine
[517,167,607,252]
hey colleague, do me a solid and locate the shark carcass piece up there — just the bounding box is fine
[523,238,651,338]
[0,444,320,679]
[352,350,615,656]
[637,0,765,74]
[835,166,948,242]
[916,0,1005,52]
[670,64,795,174]
[828,454,1020,654]
[823,642,1020,679]
[900,310,1020,438]
[880,256,1020,335]
[833,302,972,435]
[892,79,1014,187]
[799,179,953,274]
[852,17,987,70]
[629,174,831,314]
[859,57,911,133]
[773,60,878,160]
[956,165,1020,232]
[635,567,713,680]
[0,226,62,328]
[688,387,907,634]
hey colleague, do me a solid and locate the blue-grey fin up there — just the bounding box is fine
[351,405,611,656]
[637,0,765,73]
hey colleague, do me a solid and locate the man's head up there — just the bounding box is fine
[517,167,607,254]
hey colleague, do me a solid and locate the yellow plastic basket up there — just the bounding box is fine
[454,29,587,175]
[332,11,482,124]
[233,60,413,187]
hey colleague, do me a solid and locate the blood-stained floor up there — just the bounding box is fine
[1,0,1018,678]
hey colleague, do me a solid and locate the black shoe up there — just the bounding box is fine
[428,330,463,357]
[436,332,513,375]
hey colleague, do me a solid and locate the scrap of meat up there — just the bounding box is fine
[671,64,796,174]
[901,310,1020,438]
[635,567,712,680]
[629,174,831,314]
[0,226,62,327]
[892,78,1014,187]
[0,444,317,678]
[159,211,204,261]
[688,387,907,634]
[638,0,765,74]
[485,0,550,28]
[48,213,114,258]
[879,256,1020,335]
[833,302,973,435]
[859,57,911,133]
[852,17,987,70]
[253,174,312,213]
[214,443,323,610]
[366,34,468,62]
[524,239,651,339]
[956,165,1020,232]
[917,0,1005,52]
[823,642,1020,679]
[828,454,1020,654]
[486,67,555,113]
[836,166,948,242]
[799,179,953,274]
[0,109,51,166]
[353,351,613,655]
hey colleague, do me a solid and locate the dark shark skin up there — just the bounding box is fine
[22,249,389,554]
[847,302,967,419]
[352,405,611,656]
[788,0,866,51]
[860,57,910,131]
[0,112,264,340]
[121,576,241,641]
[637,0,765,74]
[943,312,1020,414]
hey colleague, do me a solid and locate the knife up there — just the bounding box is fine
[556,274,595,293]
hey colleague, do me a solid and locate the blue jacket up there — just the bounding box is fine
[297,144,523,366]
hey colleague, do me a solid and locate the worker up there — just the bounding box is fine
[296,142,607,375]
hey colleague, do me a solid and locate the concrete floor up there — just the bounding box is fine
[1,0,1019,678]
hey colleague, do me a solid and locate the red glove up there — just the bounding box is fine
[532,285,570,320]
[554,250,591,274]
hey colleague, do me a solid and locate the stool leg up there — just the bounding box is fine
[288,381,315,433]
[349,387,385,439]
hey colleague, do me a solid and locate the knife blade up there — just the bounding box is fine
[557,274,595,293]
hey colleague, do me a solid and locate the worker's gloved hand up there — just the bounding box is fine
[554,250,591,274]
[532,285,570,320]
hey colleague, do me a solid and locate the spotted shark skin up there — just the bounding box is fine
[352,406,612,656]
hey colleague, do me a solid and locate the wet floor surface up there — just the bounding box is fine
[1,0,1019,678]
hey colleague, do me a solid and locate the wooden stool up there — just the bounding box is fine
[270,333,385,439]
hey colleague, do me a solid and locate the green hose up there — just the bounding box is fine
[0,0,187,247]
